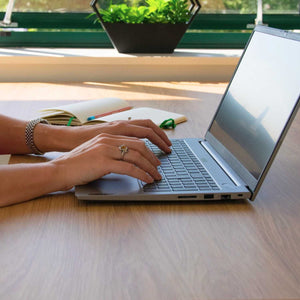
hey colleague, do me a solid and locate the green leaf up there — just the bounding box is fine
[99,0,191,24]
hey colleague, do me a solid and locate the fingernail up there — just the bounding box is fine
[146,177,154,184]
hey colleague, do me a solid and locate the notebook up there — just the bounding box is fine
[75,26,300,202]
[39,97,187,126]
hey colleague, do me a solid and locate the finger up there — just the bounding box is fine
[116,122,172,153]
[96,134,161,166]
[129,119,172,147]
[109,160,155,183]
[110,144,162,181]
[96,120,172,153]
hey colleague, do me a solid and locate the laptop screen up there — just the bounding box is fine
[208,29,300,180]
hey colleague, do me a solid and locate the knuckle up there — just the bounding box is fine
[135,151,143,160]
[134,137,144,144]
[111,120,125,128]
[97,133,109,139]
[98,143,109,151]
[144,127,151,134]
[144,119,154,126]
[130,150,143,162]
[97,133,113,142]
[138,139,147,150]
[97,137,108,144]
[144,128,154,138]
[127,163,137,173]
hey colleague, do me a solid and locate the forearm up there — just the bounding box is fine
[0,115,171,155]
[0,130,166,207]
[0,114,82,154]
[0,115,28,154]
[0,162,68,207]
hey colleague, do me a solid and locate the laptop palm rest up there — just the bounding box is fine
[77,174,142,197]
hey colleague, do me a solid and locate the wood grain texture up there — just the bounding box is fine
[0,82,300,300]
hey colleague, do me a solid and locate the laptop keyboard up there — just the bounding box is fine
[142,140,220,192]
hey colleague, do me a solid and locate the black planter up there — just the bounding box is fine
[102,23,189,53]
[90,0,201,54]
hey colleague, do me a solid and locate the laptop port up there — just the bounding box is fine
[204,194,214,199]
[221,194,231,200]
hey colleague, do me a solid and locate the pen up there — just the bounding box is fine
[87,106,132,121]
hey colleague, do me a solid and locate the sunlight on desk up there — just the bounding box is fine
[0,81,299,300]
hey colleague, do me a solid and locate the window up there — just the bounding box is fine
[1,0,300,48]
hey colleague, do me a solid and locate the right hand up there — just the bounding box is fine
[51,133,162,190]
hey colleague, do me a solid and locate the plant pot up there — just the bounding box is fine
[101,22,189,53]
[90,0,201,54]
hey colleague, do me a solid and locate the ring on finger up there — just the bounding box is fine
[119,144,129,160]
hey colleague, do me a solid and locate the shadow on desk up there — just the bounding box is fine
[80,198,253,212]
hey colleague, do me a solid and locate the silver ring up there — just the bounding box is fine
[119,144,129,160]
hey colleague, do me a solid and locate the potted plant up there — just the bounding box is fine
[90,0,201,53]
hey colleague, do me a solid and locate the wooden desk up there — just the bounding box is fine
[1,82,300,300]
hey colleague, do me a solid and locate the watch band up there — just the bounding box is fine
[25,118,49,155]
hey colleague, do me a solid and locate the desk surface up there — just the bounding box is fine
[1,82,300,300]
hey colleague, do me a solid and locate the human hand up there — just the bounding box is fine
[51,133,162,190]
[64,119,172,154]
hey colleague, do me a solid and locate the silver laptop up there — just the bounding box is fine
[76,26,300,202]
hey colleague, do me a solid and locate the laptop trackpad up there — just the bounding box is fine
[86,174,141,195]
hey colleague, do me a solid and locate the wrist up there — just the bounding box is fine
[34,124,77,152]
[58,125,97,151]
[25,118,49,155]
[48,160,75,191]
[55,125,99,151]
[34,124,99,153]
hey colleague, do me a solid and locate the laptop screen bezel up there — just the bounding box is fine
[205,25,300,200]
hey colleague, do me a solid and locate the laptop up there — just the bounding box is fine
[75,25,300,202]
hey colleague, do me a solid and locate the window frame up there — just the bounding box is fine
[0,12,300,48]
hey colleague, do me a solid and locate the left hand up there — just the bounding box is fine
[66,119,172,153]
